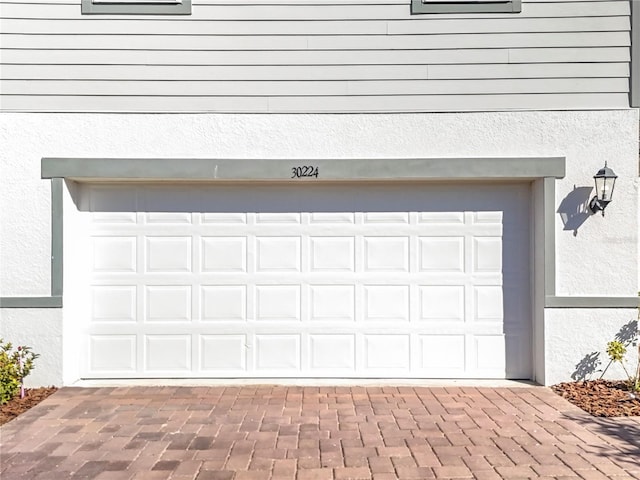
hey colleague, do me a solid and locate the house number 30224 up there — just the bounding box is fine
[291,166,319,178]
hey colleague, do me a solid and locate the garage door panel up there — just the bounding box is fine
[309,285,355,321]
[92,212,138,224]
[145,237,192,273]
[474,335,507,372]
[256,237,301,272]
[363,237,409,272]
[144,286,192,322]
[144,335,192,372]
[310,237,355,272]
[363,285,410,321]
[202,237,247,273]
[146,212,192,224]
[419,236,466,273]
[364,335,411,370]
[310,212,355,224]
[200,335,247,371]
[92,285,137,322]
[89,335,137,373]
[202,212,247,224]
[419,286,465,322]
[473,238,502,273]
[363,212,409,224]
[255,335,301,371]
[93,236,137,273]
[418,211,465,224]
[310,335,356,370]
[420,335,466,373]
[474,286,504,322]
[82,182,531,379]
[255,212,301,224]
[201,285,247,321]
[255,285,301,321]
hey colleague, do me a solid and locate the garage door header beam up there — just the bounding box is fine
[42,157,566,181]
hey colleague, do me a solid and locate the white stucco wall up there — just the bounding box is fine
[545,309,639,386]
[0,111,637,386]
[0,309,63,387]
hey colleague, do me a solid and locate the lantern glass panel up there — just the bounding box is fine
[595,175,615,202]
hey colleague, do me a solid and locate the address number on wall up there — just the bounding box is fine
[291,166,319,178]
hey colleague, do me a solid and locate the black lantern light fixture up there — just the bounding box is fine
[589,162,617,216]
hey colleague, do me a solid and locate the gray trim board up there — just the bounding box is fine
[546,296,639,308]
[543,177,556,298]
[632,0,640,108]
[0,179,63,309]
[0,297,63,308]
[42,157,566,181]
[81,0,191,15]
[51,178,63,297]
[411,0,520,14]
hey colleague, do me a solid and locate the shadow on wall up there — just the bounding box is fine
[571,320,638,381]
[557,185,593,236]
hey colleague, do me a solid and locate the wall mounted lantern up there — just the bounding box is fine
[589,162,617,216]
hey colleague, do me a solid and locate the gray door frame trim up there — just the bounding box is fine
[0,178,63,308]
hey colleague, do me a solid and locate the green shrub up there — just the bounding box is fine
[0,339,39,405]
[0,350,20,404]
[606,338,640,393]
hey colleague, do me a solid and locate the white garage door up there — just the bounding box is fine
[80,182,531,379]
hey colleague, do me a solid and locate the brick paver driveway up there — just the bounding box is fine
[1,386,639,479]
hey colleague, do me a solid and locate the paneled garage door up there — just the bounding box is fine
[81,182,531,379]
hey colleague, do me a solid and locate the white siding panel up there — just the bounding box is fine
[387,16,629,35]
[509,47,630,62]
[429,63,629,79]
[266,93,629,111]
[2,78,628,96]
[1,17,629,35]
[0,33,629,62]
[1,50,629,79]
[0,48,512,65]
[0,93,628,112]
[0,95,271,111]
[307,32,629,50]
[0,64,431,80]
[3,59,629,81]
[0,19,390,35]
[0,34,313,51]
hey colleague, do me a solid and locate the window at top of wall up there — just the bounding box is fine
[81,0,191,15]
[411,0,521,14]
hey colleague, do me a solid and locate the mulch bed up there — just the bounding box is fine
[0,387,58,426]
[552,380,640,417]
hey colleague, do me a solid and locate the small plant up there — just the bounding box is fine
[0,339,39,405]
[604,337,640,393]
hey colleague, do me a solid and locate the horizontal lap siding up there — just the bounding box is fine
[0,0,631,112]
